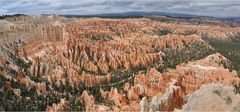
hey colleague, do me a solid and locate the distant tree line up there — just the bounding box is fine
[0,14,26,19]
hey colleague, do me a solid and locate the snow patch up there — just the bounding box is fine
[191,64,218,71]
[35,48,49,57]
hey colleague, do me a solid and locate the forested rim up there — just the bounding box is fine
[202,34,240,76]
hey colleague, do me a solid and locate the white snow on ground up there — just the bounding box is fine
[35,48,49,57]
[191,64,218,71]
[0,20,4,24]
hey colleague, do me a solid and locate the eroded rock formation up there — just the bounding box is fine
[0,15,240,111]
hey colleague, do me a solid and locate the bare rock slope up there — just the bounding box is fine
[182,83,240,111]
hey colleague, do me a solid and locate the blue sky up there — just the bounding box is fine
[0,0,240,17]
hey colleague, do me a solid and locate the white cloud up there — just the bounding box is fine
[0,0,240,17]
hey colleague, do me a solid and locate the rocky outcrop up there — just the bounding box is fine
[46,99,70,112]
[182,83,240,111]
[80,91,96,111]
[169,53,240,94]
[107,88,128,107]
[107,53,239,111]
[0,15,67,45]
[62,39,161,73]
[139,79,184,111]
[140,97,149,112]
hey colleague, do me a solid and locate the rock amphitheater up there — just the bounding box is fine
[0,15,240,111]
